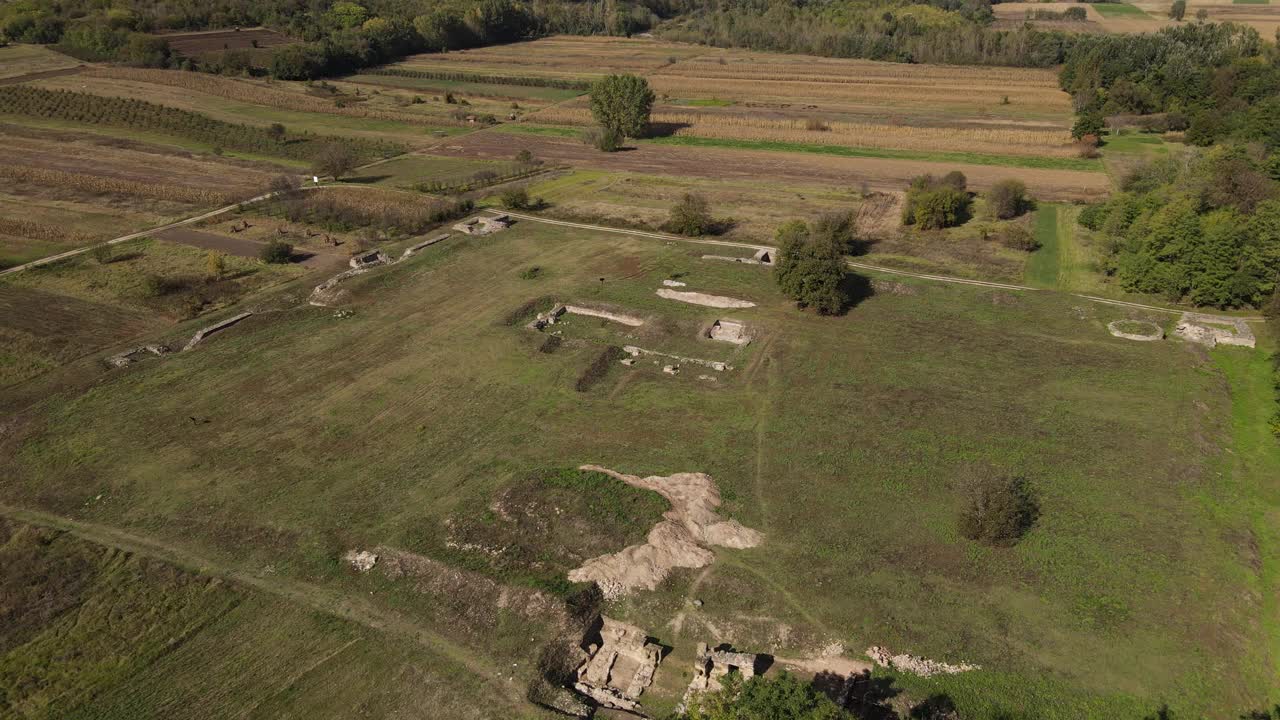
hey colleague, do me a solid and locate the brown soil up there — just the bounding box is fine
[156,228,341,269]
[0,135,274,194]
[159,28,293,56]
[438,131,1111,202]
[0,66,85,87]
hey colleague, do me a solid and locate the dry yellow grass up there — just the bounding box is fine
[527,106,1075,158]
[397,35,711,79]
[0,165,233,205]
[85,67,455,126]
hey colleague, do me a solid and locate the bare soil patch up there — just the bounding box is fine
[159,28,293,56]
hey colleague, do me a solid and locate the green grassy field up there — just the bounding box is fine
[0,44,80,79]
[492,124,1106,172]
[1092,2,1152,16]
[348,154,508,188]
[0,516,534,720]
[2,219,1276,718]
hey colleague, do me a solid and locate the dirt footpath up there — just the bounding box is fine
[437,131,1111,202]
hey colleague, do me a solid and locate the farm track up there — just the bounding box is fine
[497,211,1266,322]
[0,502,535,714]
[2,181,1263,322]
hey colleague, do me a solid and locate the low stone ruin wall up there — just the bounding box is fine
[1173,312,1256,348]
[107,344,169,368]
[563,304,645,327]
[622,345,732,372]
[182,312,252,351]
[656,288,756,309]
[402,233,450,258]
[1106,319,1164,342]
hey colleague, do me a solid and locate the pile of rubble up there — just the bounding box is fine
[453,213,510,236]
[680,644,761,709]
[865,645,978,677]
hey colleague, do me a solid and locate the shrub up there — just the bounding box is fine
[665,193,714,236]
[89,243,114,264]
[998,224,1039,251]
[987,179,1033,219]
[519,266,542,280]
[1078,202,1108,230]
[500,187,532,210]
[515,149,535,164]
[958,475,1039,547]
[205,251,226,279]
[582,126,622,152]
[680,671,851,720]
[260,240,293,264]
[312,142,358,180]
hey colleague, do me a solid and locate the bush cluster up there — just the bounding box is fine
[958,475,1039,547]
[902,172,971,230]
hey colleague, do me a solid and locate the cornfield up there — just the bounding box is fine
[0,217,97,244]
[272,187,473,236]
[527,107,1075,158]
[0,86,402,163]
[1,164,233,205]
[645,75,1070,109]
[360,67,590,91]
[86,68,455,127]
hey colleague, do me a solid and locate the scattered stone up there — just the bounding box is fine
[182,312,252,352]
[707,319,750,345]
[402,233,450,258]
[106,344,169,368]
[657,288,756,309]
[333,309,354,319]
[1173,312,1256,348]
[865,645,978,677]
[870,278,917,296]
[624,345,732,372]
[662,279,688,287]
[344,549,379,572]
[1107,319,1163,342]
[567,465,763,599]
[697,374,717,382]
[310,266,375,306]
[663,364,679,375]
[564,304,644,327]
[702,254,766,266]
[620,358,636,366]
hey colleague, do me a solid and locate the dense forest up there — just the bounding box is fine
[1060,23,1280,308]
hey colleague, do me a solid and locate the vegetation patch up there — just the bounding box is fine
[574,345,627,391]
[434,467,668,594]
[1091,3,1151,17]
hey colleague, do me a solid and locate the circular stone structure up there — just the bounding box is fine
[1107,319,1164,342]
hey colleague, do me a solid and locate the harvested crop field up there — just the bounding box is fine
[158,27,294,55]
[438,129,1111,201]
[390,35,711,80]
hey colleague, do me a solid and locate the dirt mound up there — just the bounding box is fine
[866,645,979,677]
[569,465,763,598]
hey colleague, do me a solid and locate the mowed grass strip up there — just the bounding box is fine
[491,124,1106,172]
[1026,204,1062,288]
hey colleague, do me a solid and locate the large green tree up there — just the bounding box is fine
[773,219,848,315]
[589,74,655,139]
